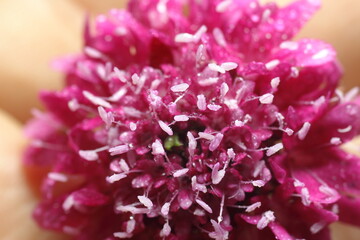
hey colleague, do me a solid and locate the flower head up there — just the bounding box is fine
[24,0,360,239]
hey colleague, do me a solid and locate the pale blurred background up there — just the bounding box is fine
[0,0,359,239]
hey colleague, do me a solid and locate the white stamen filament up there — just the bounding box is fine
[199,132,215,141]
[212,162,226,184]
[48,172,68,182]
[109,144,130,156]
[265,59,280,70]
[106,173,127,183]
[207,104,222,111]
[160,222,171,237]
[173,168,189,178]
[174,115,189,122]
[171,83,189,93]
[338,125,352,133]
[298,122,311,140]
[174,33,194,43]
[270,77,280,89]
[259,93,274,104]
[197,94,207,110]
[221,62,238,71]
[257,211,275,230]
[216,0,232,12]
[195,199,213,213]
[83,90,112,108]
[208,63,226,74]
[209,133,224,151]
[152,139,165,155]
[158,120,173,135]
[245,202,262,212]
[266,143,283,156]
[187,131,197,157]
[137,195,153,209]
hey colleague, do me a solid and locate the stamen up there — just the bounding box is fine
[209,133,224,151]
[98,106,114,128]
[251,180,265,187]
[84,46,105,59]
[109,144,131,156]
[173,168,189,178]
[220,62,238,71]
[191,176,207,193]
[207,104,222,111]
[266,143,283,156]
[68,99,80,111]
[160,221,171,237]
[259,93,274,104]
[187,131,197,157]
[152,139,166,155]
[216,0,232,12]
[300,187,311,206]
[199,132,215,141]
[126,219,136,234]
[208,63,225,74]
[83,91,112,108]
[62,195,75,212]
[113,232,132,238]
[197,94,207,110]
[161,202,171,216]
[129,122,137,131]
[257,211,275,230]
[171,83,189,93]
[213,28,227,46]
[106,173,127,183]
[265,59,280,70]
[195,199,213,213]
[158,120,174,135]
[253,160,265,178]
[218,194,225,223]
[220,82,230,100]
[227,148,235,160]
[175,33,195,43]
[193,25,207,41]
[270,77,280,89]
[137,195,154,209]
[297,122,311,140]
[48,172,68,182]
[79,150,99,161]
[107,88,127,102]
[310,222,326,234]
[174,115,189,122]
[330,137,342,145]
[245,202,261,212]
[344,87,359,102]
[280,41,299,50]
[212,162,226,184]
[338,125,352,133]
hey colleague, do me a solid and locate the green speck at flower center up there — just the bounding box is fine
[164,135,183,150]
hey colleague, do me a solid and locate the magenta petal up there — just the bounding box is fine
[337,197,360,226]
[72,188,109,207]
[268,222,293,240]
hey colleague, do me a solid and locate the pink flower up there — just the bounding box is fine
[24,0,360,239]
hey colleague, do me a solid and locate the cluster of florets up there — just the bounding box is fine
[24,0,360,239]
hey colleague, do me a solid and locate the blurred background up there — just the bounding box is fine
[0,0,359,239]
